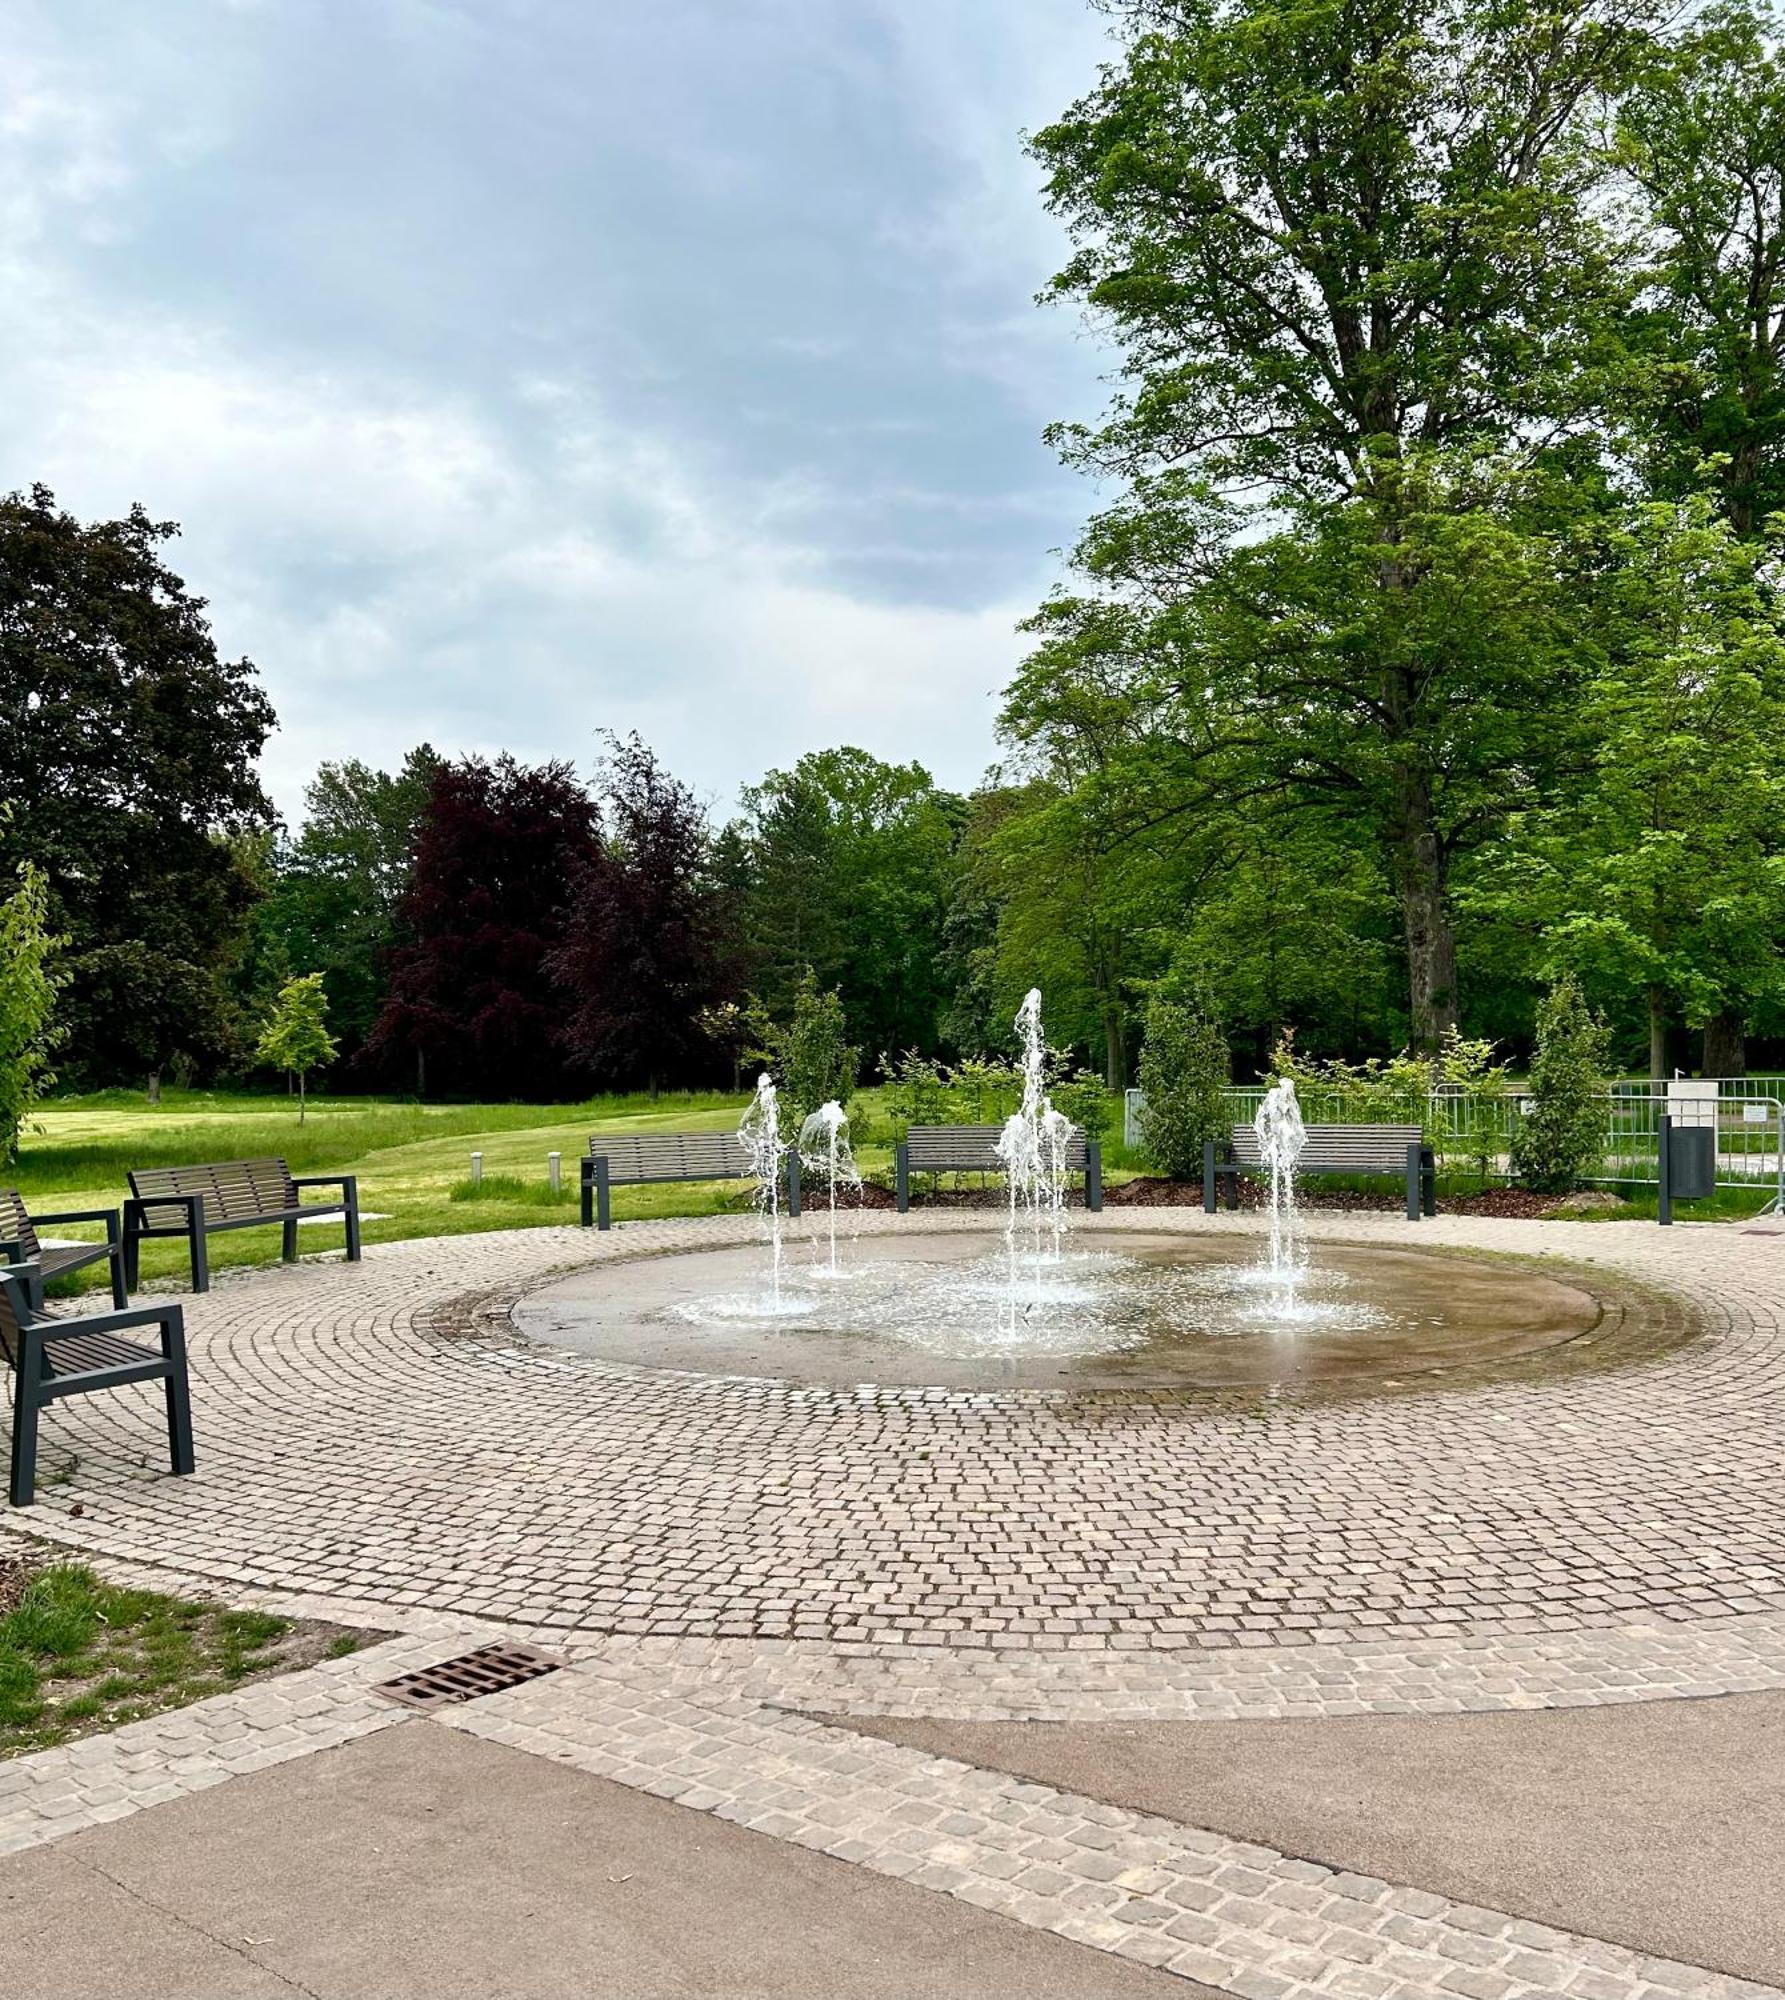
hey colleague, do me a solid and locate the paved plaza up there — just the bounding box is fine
[3,1209,1783,1996]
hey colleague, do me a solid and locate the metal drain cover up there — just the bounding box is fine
[374,1642,563,1713]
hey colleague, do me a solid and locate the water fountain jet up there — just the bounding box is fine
[798,1099,861,1278]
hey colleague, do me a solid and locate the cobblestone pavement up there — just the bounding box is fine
[4,1210,1782,1995]
[0,1209,1774,1649]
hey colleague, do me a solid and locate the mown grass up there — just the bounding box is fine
[0,1560,358,1757]
[10,1085,769,1290]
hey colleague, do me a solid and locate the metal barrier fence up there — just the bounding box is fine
[1123,1077,1783,1206]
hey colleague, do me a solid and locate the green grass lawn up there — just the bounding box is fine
[0,1557,363,1757]
[9,1085,778,1290]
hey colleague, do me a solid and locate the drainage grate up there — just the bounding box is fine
[373,1642,564,1713]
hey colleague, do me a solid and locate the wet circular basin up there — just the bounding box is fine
[512,1229,1686,1395]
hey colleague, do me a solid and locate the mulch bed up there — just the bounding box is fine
[866,1175,1567,1220]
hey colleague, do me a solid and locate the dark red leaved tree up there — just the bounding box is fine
[550,735,732,1093]
[365,754,598,1099]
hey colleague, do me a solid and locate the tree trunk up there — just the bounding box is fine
[298,1071,307,1126]
[1103,1009,1126,1090]
[1648,987,1668,1081]
[1390,762,1458,1055]
[147,1069,161,1106]
[1397,849,1458,1054]
[1702,1009,1747,1079]
[416,1049,426,1099]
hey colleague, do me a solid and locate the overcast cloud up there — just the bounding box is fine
[1,0,1114,823]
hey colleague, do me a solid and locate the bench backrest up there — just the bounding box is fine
[905,1123,1089,1171]
[129,1158,300,1228]
[0,1190,40,1261]
[1229,1124,1424,1175]
[588,1131,755,1184]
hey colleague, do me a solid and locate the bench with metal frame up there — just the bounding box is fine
[1203,1124,1435,1220]
[1,1188,128,1310]
[894,1124,1102,1213]
[124,1159,361,1295]
[1,1262,194,1507]
[581,1131,799,1229]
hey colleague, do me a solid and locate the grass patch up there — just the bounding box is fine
[0,1557,366,1757]
[448,1174,579,1208]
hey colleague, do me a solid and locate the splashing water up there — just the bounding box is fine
[1253,1076,1308,1309]
[739,1073,790,1310]
[996,989,1072,1256]
[798,1099,862,1277]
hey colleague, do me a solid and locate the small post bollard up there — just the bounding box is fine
[469,1151,483,1187]
[1658,1115,1672,1227]
[547,1151,562,1196]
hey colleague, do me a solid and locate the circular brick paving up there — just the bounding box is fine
[9,1210,1783,1649]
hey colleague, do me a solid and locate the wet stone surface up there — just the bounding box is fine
[512,1229,1663,1394]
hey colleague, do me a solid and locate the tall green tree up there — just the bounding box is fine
[0,861,63,1165]
[1468,500,1785,1077]
[253,749,440,1057]
[1022,0,1651,1050]
[733,749,962,1062]
[0,485,275,1089]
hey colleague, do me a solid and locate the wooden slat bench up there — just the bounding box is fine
[0,1189,128,1310]
[1204,1124,1435,1220]
[582,1131,796,1229]
[123,1159,361,1294]
[1,1262,194,1506]
[894,1124,1102,1213]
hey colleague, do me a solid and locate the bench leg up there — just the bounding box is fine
[1203,1142,1218,1215]
[1086,1143,1102,1212]
[579,1165,594,1228]
[9,1332,40,1506]
[896,1144,909,1214]
[786,1152,801,1219]
[342,1179,362,1261]
[282,1217,300,1263]
[188,1195,210,1294]
[596,1161,611,1231]
[122,1207,142,1293]
[162,1313,195,1478]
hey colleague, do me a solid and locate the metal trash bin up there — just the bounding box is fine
[1666,1124,1716,1201]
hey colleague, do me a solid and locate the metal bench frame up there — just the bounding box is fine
[1204,1124,1436,1220]
[1,1189,128,1310]
[894,1124,1102,1213]
[582,1132,798,1229]
[2,1263,194,1506]
[124,1160,361,1294]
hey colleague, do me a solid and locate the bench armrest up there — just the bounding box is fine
[290,1175,355,1196]
[36,1300,182,1340]
[31,1206,121,1238]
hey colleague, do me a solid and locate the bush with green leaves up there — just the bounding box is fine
[1052,1067,1114,1146]
[1136,991,1231,1179]
[1511,975,1611,1194]
[747,972,859,1134]
[0,861,63,1166]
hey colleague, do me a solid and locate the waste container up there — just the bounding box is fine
[1665,1123,1716,1201]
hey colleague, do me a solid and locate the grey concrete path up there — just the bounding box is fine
[846,1690,1785,1987]
[0,1720,1213,2000]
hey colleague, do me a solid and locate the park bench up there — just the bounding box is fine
[1204,1124,1435,1220]
[1,1262,194,1507]
[894,1124,1102,1213]
[0,1189,129,1310]
[123,1159,361,1294]
[582,1131,798,1229]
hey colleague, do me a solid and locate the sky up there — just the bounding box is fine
[1,0,1117,826]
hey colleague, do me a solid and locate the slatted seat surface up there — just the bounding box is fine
[1,1189,122,1291]
[1228,1124,1425,1174]
[128,1158,320,1228]
[0,1315,160,1381]
[905,1124,1089,1170]
[586,1132,754,1183]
